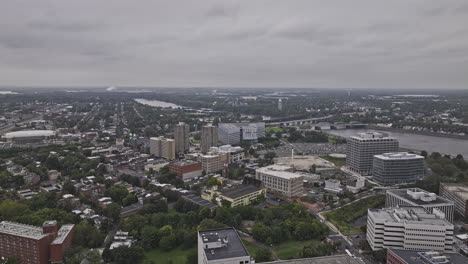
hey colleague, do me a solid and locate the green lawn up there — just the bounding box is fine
[265,127,284,133]
[274,239,319,260]
[144,247,196,264]
[319,155,346,167]
[242,239,271,261]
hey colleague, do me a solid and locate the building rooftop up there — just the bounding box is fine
[0,221,47,240]
[441,183,468,200]
[375,152,424,160]
[259,255,359,264]
[182,194,218,210]
[199,227,250,261]
[350,132,395,140]
[389,249,468,264]
[3,130,55,138]
[171,160,200,166]
[219,184,264,199]
[387,188,454,206]
[369,206,452,227]
[51,224,75,245]
[256,165,303,180]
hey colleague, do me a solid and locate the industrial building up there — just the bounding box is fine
[149,137,175,160]
[218,122,265,145]
[0,220,75,264]
[439,183,468,219]
[366,206,454,252]
[346,132,399,175]
[201,125,218,153]
[255,165,304,197]
[198,227,253,264]
[168,160,203,181]
[386,188,455,223]
[174,122,190,154]
[373,152,425,185]
[2,130,55,144]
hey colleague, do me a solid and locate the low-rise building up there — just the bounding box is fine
[346,178,365,193]
[366,206,454,252]
[255,165,304,197]
[168,160,203,181]
[202,184,266,208]
[198,227,253,264]
[439,183,468,219]
[386,249,468,264]
[209,145,245,163]
[198,153,228,174]
[386,188,455,223]
[324,179,342,193]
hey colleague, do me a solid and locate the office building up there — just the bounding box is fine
[218,122,265,145]
[255,165,304,197]
[201,125,218,153]
[386,188,455,223]
[174,122,190,154]
[202,184,266,208]
[149,137,175,160]
[168,160,203,181]
[346,178,365,193]
[439,183,468,219]
[198,227,253,264]
[0,220,75,264]
[198,153,228,174]
[346,132,399,175]
[209,145,245,163]
[387,249,468,264]
[366,206,454,252]
[373,152,425,185]
[324,179,342,193]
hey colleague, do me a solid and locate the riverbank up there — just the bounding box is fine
[368,125,468,140]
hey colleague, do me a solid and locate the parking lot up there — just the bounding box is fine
[261,142,346,157]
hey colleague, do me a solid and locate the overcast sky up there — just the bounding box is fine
[1,0,468,89]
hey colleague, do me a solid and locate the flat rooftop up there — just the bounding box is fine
[220,184,263,199]
[387,188,453,206]
[350,132,395,140]
[199,227,249,261]
[375,152,424,160]
[256,165,303,180]
[441,183,468,200]
[171,160,200,166]
[51,224,75,245]
[369,206,452,227]
[389,249,468,264]
[0,221,46,240]
[182,194,218,209]
[260,255,359,264]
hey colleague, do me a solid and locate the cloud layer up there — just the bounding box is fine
[1,0,467,89]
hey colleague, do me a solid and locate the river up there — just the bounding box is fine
[326,129,468,157]
[134,98,182,109]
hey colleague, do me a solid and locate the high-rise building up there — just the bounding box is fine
[366,206,454,252]
[439,183,468,219]
[201,125,218,153]
[0,220,75,264]
[255,165,304,197]
[198,227,253,264]
[278,98,283,111]
[149,137,175,160]
[218,122,265,145]
[174,123,190,154]
[385,188,455,223]
[346,132,399,175]
[372,152,425,185]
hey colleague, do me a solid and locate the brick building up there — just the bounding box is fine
[0,220,75,264]
[168,160,203,181]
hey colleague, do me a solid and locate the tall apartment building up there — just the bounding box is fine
[386,188,455,223]
[168,160,203,181]
[209,145,245,163]
[346,132,399,175]
[255,165,304,197]
[149,137,175,160]
[198,153,228,174]
[366,206,454,252]
[439,183,468,219]
[387,249,468,264]
[218,122,265,145]
[198,227,253,264]
[373,152,425,185]
[201,125,218,153]
[174,122,190,154]
[0,220,75,264]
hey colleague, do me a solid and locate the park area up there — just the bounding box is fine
[144,247,196,264]
[323,195,385,235]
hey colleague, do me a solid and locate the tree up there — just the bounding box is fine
[108,245,145,264]
[73,221,105,248]
[206,177,221,188]
[159,234,177,251]
[186,250,198,264]
[255,248,273,262]
[103,203,121,221]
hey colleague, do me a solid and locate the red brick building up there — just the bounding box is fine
[0,220,75,264]
[168,160,203,181]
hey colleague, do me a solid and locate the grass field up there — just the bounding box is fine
[265,127,284,133]
[144,247,196,264]
[319,154,346,167]
[274,239,319,260]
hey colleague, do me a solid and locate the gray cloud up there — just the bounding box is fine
[0,0,467,89]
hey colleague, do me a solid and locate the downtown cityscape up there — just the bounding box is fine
[1,1,468,264]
